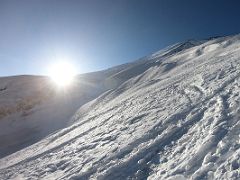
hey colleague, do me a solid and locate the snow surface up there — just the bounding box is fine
[0,35,240,179]
[0,73,116,158]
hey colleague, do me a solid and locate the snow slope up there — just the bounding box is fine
[0,61,142,158]
[0,34,240,179]
[0,71,119,158]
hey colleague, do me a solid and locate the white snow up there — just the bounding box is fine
[0,34,240,179]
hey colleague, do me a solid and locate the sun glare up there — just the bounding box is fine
[48,62,77,87]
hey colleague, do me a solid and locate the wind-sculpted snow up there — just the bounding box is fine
[0,35,240,179]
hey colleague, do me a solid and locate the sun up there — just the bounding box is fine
[48,61,77,87]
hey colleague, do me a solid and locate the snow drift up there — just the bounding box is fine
[0,34,240,179]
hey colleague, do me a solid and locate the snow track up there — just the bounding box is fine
[1,35,240,179]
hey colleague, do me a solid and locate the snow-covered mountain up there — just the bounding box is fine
[0,70,126,158]
[0,34,240,179]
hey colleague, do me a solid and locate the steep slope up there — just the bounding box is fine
[0,38,202,159]
[0,35,240,179]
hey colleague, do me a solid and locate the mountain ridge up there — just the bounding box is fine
[0,34,240,179]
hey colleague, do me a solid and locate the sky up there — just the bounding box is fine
[1,0,240,76]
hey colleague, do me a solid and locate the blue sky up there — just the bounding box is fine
[1,0,240,76]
